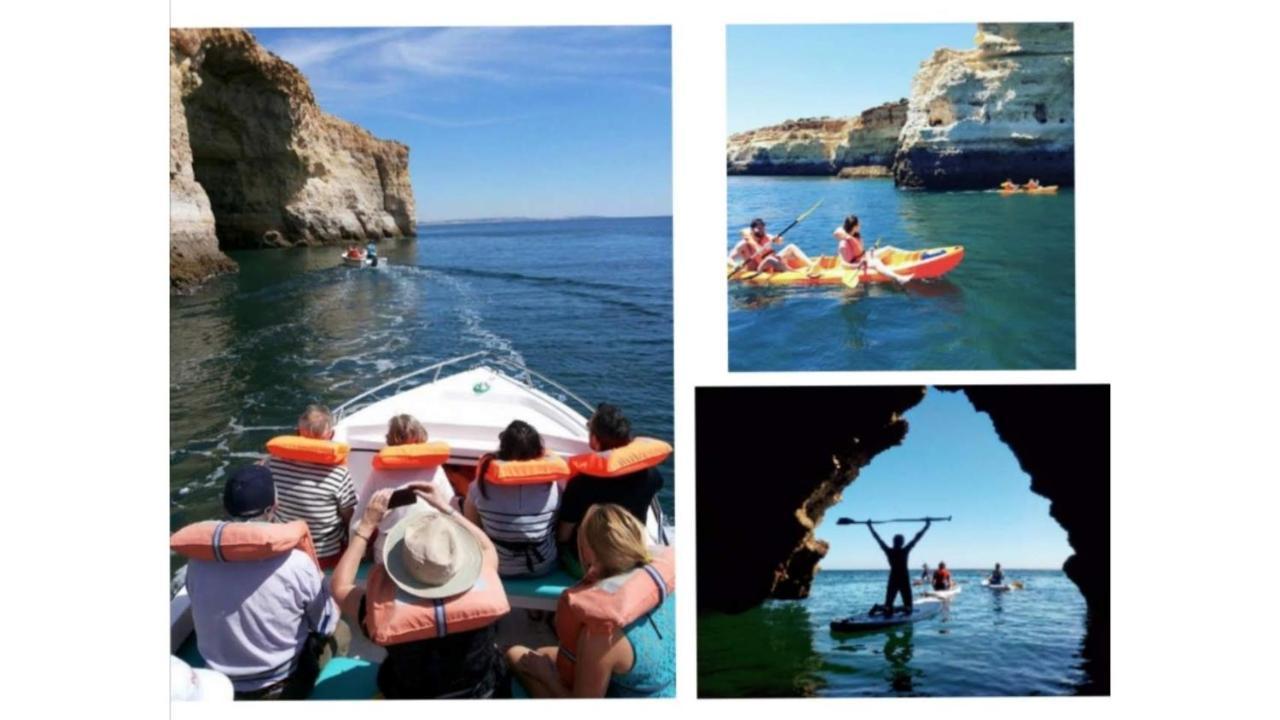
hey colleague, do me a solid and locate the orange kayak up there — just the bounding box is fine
[728,246,964,287]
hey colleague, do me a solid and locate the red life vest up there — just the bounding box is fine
[569,437,671,478]
[554,545,675,691]
[170,519,319,568]
[362,561,510,645]
[265,435,349,466]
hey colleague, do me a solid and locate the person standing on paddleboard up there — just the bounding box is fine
[869,519,932,616]
[729,218,815,274]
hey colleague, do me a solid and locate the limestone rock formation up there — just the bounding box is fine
[696,384,1108,694]
[727,101,907,175]
[893,23,1074,190]
[169,29,417,289]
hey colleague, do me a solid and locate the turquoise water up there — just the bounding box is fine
[170,217,673,557]
[727,177,1075,370]
[699,569,1092,697]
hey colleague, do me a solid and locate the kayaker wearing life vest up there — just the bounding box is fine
[833,215,914,285]
[932,561,953,591]
[332,483,512,699]
[465,420,561,577]
[350,413,455,562]
[1000,179,1018,191]
[170,465,349,700]
[558,403,667,577]
[728,218,815,274]
[506,503,676,698]
[869,519,932,616]
[988,563,1005,585]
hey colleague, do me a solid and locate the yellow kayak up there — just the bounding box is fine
[999,185,1059,195]
[728,246,964,287]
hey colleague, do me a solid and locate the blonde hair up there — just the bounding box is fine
[580,503,652,578]
[385,414,428,446]
[297,404,333,439]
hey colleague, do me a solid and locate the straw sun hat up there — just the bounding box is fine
[382,511,483,599]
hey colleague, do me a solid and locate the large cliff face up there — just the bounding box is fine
[696,385,1108,694]
[169,29,417,289]
[893,23,1074,190]
[727,101,907,175]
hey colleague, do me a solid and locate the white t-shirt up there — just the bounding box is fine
[350,465,456,561]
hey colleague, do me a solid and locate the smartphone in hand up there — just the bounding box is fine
[388,488,418,509]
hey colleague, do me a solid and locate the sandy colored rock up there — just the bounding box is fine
[169,29,417,290]
[727,101,907,175]
[894,23,1075,190]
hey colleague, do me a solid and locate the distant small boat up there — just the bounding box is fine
[999,185,1059,195]
[340,251,387,269]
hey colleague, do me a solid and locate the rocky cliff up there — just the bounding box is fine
[170,29,417,289]
[727,101,907,175]
[893,23,1075,190]
[696,385,1108,694]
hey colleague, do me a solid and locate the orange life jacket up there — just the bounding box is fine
[569,437,672,478]
[554,545,675,691]
[170,519,319,568]
[265,435,349,466]
[363,561,510,645]
[372,442,451,471]
[481,454,572,486]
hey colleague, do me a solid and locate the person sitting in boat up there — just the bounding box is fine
[1026,179,1041,190]
[331,483,512,699]
[365,241,378,267]
[264,405,357,569]
[728,218,815,274]
[988,563,1005,585]
[868,519,932,616]
[465,420,561,577]
[506,503,676,698]
[833,215,914,285]
[932,561,953,591]
[1000,178,1018,191]
[557,403,665,577]
[346,244,363,259]
[173,465,349,700]
[350,413,455,562]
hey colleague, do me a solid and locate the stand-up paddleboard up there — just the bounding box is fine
[830,598,942,633]
[982,580,1014,592]
[922,585,962,600]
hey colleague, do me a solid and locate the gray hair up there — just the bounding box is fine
[297,404,334,439]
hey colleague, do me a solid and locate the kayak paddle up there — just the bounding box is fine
[728,199,825,280]
[836,516,952,525]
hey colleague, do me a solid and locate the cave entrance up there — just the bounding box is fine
[825,388,1073,574]
[181,44,306,250]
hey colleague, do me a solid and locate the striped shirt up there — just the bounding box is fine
[466,481,559,577]
[266,458,357,558]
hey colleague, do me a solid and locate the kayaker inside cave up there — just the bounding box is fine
[869,519,932,616]
[932,561,954,591]
[988,563,1005,585]
[728,218,815,274]
[833,215,913,285]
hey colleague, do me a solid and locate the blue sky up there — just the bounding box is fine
[727,24,976,134]
[821,388,1073,571]
[252,27,672,222]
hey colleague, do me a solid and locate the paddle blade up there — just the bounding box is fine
[836,517,856,525]
[842,268,861,290]
[795,198,825,223]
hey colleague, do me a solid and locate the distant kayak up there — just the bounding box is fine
[999,185,1059,195]
[340,252,387,269]
[728,245,964,287]
[922,585,962,600]
[982,580,1015,592]
[830,598,943,633]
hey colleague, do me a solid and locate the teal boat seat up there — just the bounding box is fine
[503,569,575,609]
[312,657,380,700]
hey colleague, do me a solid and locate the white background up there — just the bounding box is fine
[3,0,1277,716]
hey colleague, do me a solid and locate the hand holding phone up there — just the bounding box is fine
[388,487,418,509]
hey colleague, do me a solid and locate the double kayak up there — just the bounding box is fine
[999,185,1059,195]
[728,245,964,287]
[830,598,943,633]
[922,585,962,600]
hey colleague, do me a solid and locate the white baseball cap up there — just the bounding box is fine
[170,655,234,701]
